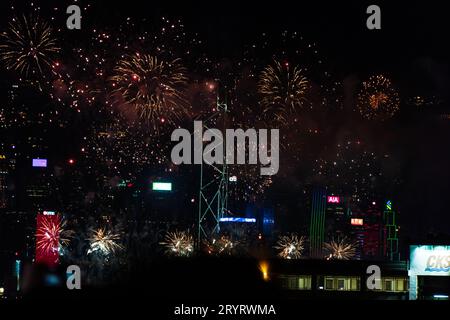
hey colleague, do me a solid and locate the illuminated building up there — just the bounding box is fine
[0,159,7,209]
[0,149,16,209]
[347,200,391,260]
[243,203,275,237]
[262,207,275,236]
[409,245,450,300]
[349,209,365,260]
[363,203,385,259]
[383,200,399,261]
[309,187,326,257]
[24,177,53,211]
[324,194,349,241]
[35,212,61,266]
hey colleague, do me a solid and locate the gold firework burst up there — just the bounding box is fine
[161,231,194,257]
[87,226,124,256]
[0,14,59,77]
[274,234,305,259]
[258,60,309,123]
[203,235,237,256]
[357,75,400,120]
[324,237,357,260]
[110,53,188,129]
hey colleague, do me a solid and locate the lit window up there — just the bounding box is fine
[384,279,393,291]
[298,276,312,290]
[351,278,359,290]
[325,278,334,290]
[323,276,360,291]
[337,279,345,290]
[396,279,404,291]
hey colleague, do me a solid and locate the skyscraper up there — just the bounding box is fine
[325,194,350,241]
[0,157,7,209]
[383,200,399,261]
[309,187,326,257]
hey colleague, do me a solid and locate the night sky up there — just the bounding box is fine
[93,0,450,239]
[1,0,449,243]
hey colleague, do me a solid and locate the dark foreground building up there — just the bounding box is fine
[271,244,450,300]
[270,259,409,300]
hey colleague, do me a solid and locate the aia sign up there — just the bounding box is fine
[327,196,340,204]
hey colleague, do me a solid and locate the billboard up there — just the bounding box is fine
[351,218,364,226]
[219,217,256,223]
[152,182,172,191]
[32,159,47,168]
[410,245,450,276]
[409,245,450,300]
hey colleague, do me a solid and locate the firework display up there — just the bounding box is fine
[87,226,124,256]
[258,60,309,122]
[274,234,305,259]
[0,14,59,78]
[228,165,273,202]
[110,53,189,130]
[0,0,447,305]
[36,215,73,259]
[84,115,171,177]
[203,235,237,256]
[324,237,357,260]
[357,75,400,121]
[161,231,194,257]
[310,139,398,202]
[243,31,343,115]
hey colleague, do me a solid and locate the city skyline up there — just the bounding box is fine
[0,0,449,308]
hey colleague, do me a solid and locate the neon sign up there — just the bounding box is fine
[32,159,47,167]
[152,182,172,191]
[386,200,392,211]
[351,218,363,226]
[327,196,340,203]
[219,217,256,223]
